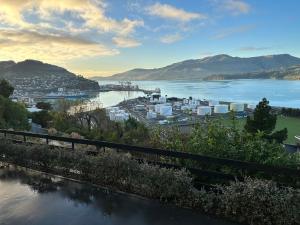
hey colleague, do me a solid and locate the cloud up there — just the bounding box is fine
[146,2,206,22]
[217,0,251,15]
[0,0,144,36]
[239,46,271,51]
[0,30,119,63]
[0,0,145,67]
[113,36,141,48]
[160,33,183,44]
[212,25,255,39]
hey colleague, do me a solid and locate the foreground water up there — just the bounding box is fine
[0,167,237,225]
[95,80,300,108]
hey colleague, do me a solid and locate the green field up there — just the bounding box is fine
[220,116,300,144]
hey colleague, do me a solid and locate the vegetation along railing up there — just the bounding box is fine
[0,129,299,188]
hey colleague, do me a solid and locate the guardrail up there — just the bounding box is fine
[0,129,299,187]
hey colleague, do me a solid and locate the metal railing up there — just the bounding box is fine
[0,129,299,187]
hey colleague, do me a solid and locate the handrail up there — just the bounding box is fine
[0,129,299,177]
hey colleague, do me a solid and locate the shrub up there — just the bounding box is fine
[216,178,300,225]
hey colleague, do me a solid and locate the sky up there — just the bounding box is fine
[0,0,300,77]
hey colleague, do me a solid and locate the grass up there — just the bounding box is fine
[220,116,300,144]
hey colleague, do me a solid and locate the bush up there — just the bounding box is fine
[216,178,300,225]
[151,120,300,168]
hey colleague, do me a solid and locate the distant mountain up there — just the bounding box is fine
[101,54,300,81]
[0,60,100,94]
[204,65,300,80]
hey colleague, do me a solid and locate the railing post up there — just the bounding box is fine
[72,142,75,150]
[46,138,49,145]
[23,135,26,142]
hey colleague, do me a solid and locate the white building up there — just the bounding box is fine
[146,111,157,119]
[230,103,244,112]
[159,105,172,116]
[107,107,130,122]
[214,105,229,114]
[150,93,161,103]
[247,104,256,110]
[197,106,212,116]
[209,100,219,107]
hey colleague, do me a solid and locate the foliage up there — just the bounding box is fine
[151,119,300,168]
[52,109,149,145]
[53,99,84,113]
[0,140,299,225]
[0,95,29,130]
[245,98,288,143]
[122,117,149,145]
[36,102,52,110]
[31,110,53,128]
[216,178,300,225]
[0,79,14,98]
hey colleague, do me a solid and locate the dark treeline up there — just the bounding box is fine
[281,107,300,118]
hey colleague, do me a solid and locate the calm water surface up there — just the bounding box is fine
[0,167,237,225]
[96,80,300,108]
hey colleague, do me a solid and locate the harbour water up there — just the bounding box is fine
[95,79,300,108]
[0,167,237,225]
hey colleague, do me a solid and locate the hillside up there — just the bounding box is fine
[204,65,300,80]
[0,60,100,94]
[101,54,300,80]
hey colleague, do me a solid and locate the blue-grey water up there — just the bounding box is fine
[0,167,237,225]
[94,80,300,108]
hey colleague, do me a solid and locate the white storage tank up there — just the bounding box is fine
[146,111,157,119]
[155,104,161,113]
[230,103,244,112]
[209,100,219,106]
[160,105,172,116]
[214,105,229,114]
[247,104,256,110]
[197,106,212,116]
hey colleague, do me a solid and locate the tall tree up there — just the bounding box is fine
[0,96,29,130]
[0,79,14,98]
[245,98,287,143]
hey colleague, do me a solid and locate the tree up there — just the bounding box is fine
[244,98,287,143]
[0,79,14,98]
[0,96,29,130]
[36,102,52,110]
[31,110,53,128]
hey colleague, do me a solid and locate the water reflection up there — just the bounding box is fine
[0,167,238,225]
[90,91,145,108]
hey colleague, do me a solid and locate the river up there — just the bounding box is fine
[93,79,300,108]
